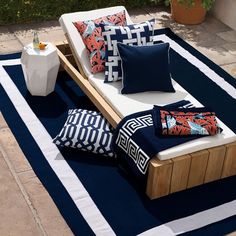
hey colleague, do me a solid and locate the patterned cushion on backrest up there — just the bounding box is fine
[53,109,115,157]
[101,19,155,83]
[73,11,126,74]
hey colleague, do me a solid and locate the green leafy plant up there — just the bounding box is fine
[0,0,161,25]
[163,0,215,10]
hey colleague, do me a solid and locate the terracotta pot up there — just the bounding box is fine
[171,0,206,25]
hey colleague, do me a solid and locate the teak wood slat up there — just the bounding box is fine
[146,159,173,199]
[187,150,209,188]
[204,146,226,183]
[170,155,191,193]
[222,142,236,178]
[56,42,236,200]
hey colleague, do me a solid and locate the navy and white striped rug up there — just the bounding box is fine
[0,28,236,235]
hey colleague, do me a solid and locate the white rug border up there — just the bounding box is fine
[0,44,236,235]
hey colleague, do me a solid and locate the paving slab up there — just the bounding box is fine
[144,6,173,28]
[17,29,66,46]
[0,114,8,129]
[129,9,152,23]
[0,127,33,173]
[0,39,23,54]
[222,63,236,78]
[9,20,62,37]
[0,26,16,41]
[217,30,236,43]
[222,42,236,55]
[18,169,73,236]
[201,14,232,33]
[191,44,236,66]
[179,30,226,48]
[0,150,43,236]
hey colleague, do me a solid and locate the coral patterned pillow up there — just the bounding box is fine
[73,11,126,74]
[152,106,222,136]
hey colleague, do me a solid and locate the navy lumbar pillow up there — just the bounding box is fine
[53,109,115,157]
[101,19,155,83]
[117,42,175,94]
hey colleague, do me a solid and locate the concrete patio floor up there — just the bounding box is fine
[0,7,236,236]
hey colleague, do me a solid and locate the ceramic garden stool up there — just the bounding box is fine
[21,42,60,96]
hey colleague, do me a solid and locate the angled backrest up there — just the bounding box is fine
[59,6,133,78]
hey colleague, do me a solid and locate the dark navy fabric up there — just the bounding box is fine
[112,100,198,180]
[0,52,21,60]
[1,27,236,236]
[117,42,175,94]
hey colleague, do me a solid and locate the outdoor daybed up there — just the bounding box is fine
[57,6,236,199]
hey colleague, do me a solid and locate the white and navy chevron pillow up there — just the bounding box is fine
[101,19,155,83]
[53,109,115,157]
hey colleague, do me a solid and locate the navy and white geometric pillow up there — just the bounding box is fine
[101,19,155,83]
[53,109,115,157]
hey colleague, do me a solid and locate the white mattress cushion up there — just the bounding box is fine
[59,6,133,78]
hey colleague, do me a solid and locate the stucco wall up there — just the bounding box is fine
[212,0,236,31]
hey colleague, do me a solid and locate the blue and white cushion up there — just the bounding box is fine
[53,109,115,157]
[101,19,155,83]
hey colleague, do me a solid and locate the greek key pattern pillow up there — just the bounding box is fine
[53,109,115,157]
[73,11,126,74]
[101,19,155,82]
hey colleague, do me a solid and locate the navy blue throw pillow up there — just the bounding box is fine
[117,42,175,94]
[53,109,115,157]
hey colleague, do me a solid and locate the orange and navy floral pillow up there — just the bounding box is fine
[152,106,222,136]
[73,11,127,74]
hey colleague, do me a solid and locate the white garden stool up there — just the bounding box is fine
[21,42,60,96]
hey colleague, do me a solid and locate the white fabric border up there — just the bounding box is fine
[153,34,236,99]
[138,199,236,236]
[0,59,115,236]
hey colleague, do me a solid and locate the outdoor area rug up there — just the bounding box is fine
[0,28,236,235]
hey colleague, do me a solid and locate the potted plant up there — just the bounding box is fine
[163,0,215,25]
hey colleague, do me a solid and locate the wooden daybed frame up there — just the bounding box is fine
[55,37,236,200]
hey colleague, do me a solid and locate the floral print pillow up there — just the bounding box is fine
[73,11,126,74]
[159,110,221,136]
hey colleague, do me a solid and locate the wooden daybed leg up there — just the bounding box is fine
[221,142,236,178]
[146,159,173,199]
